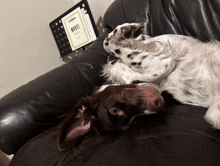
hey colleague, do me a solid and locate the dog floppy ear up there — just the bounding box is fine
[57,96,97,152]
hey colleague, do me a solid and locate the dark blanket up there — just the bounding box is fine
[9,101,220,166]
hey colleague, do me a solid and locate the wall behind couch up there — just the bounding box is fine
[0,0,114,99]
[0,0,114,164]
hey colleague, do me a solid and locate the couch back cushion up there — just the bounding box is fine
[104,0,220,41]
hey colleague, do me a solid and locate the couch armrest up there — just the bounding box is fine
[0,31,111,155]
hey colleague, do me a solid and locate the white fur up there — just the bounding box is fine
[102,23,220,129]
[144,110,156,115]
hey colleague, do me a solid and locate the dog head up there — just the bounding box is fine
[57,83,164,152]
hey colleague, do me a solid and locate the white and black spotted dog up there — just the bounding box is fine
[102,23,220,129]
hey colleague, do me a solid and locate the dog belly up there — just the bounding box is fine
[160,70,216,107]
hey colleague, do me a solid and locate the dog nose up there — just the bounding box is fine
[148,95,165,113]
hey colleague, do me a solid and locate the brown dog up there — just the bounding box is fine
[56,83,164,152]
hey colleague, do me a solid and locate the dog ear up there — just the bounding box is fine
[57,96,98,152]
[57,107,94,152]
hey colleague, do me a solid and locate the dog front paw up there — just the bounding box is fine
[103,23,145,55]
[114,23,145,39]
[120,23,145,38]
[104,23,145,44]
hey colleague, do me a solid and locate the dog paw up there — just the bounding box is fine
[103,23,145,55]
[104,23,145,45]
[120,23,145,38]
[204,103,220,129]
[115,23,144,38]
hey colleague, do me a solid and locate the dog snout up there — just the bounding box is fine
[136,83,164,113]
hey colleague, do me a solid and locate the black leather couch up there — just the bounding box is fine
[1,0,220,165]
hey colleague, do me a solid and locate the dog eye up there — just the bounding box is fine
[109,108,125,116]
[111,108,118,113]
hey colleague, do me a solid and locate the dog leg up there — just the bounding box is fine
[102,60,174,85]
[205,100,220,129]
